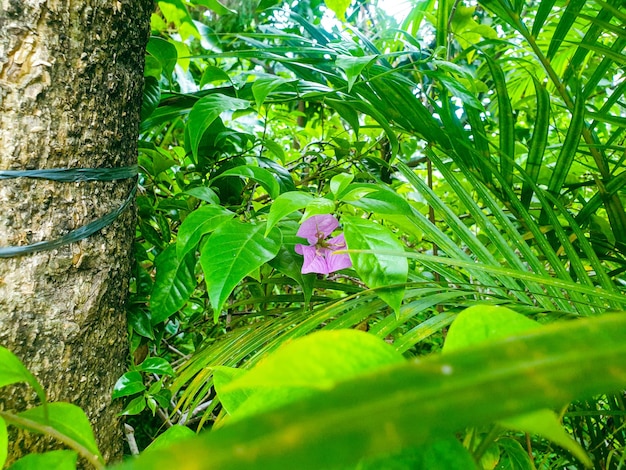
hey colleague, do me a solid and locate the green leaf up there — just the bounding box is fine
[177,205,234,259]
[213,367,249,416]
[302,198,335,220]
[150,245,197,325]
[200,221,282,321]
[485,55,515,186]
[265,191,315,236]
[521,77,550,209]
[442,305,541,352]
[342,185,413,215]
[112,371,146,400]
[194,0,237,15]
[136,357,175,377]
[443,305,591,467]
[213,165,280,199]
[17,403,102,462]
[114,313,626,470]
[200,66,232,88]
[343,217,408,315]
[141,76,161,121]
[143,425,196,455]
[0,347,46,406]
[184,186,221,205]
[499,410,591,467]
[8,450,77,470]
[146,37,177,81]
[251,77,291,109]
[120,396,147,416]
[219,330,404,420]
[0,416,6,469]
[336,55,377,92]
[187,94,249,161]
[329,173,354,199]
[495,438,534,470]
[324,0,351,20]
[358,439,478,470]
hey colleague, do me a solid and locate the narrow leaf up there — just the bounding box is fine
[521,77,550,209]
[485,55,514,186]
[0,416,6,469]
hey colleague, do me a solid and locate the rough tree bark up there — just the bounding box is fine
[0,0,152,464]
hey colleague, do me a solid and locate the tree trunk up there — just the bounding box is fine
[0,0,152,464]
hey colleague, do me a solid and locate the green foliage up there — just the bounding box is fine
[0,347,104,469]
[115,311,626,470]
[124,0,626,467]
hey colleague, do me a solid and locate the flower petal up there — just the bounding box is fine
[325,251,352,273]
[298,244,332,275]
[327,233,347,250]
[297,214,339,244]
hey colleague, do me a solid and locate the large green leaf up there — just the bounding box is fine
[0,347,46,407]
[176,205,234,259]
[357,439,478,470]
[187,94,249,161]
[200,221,282,322]
[216,330,404,421]
[15,403,102,464]
[343,217,408,315]
[8,450,77,470]
[150,245,197,325]
[115,313,626,470]
[444,305,591,466]
[265,191,315,236]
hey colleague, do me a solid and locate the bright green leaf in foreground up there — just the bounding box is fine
[16,403,102,464]
[115,312,626,470]
[0,416,7,469]
[216,330,404,421]
[0,347,46,408]
[443,305,591,467]
[8,450,77,470]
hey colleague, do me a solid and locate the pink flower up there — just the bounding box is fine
[294,214,352,275]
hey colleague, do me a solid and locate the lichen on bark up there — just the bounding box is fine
[0,0,152,464]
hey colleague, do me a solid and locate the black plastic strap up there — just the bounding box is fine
[0,165,138,258]
[0,185,136,258]
[0,165,138,182]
